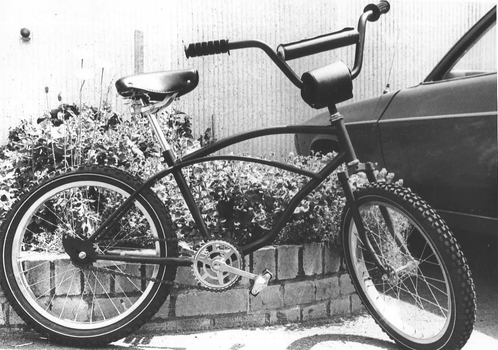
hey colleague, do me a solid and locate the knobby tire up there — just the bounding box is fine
[341,182,476,350]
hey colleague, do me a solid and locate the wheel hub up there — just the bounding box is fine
[62,235,97,266]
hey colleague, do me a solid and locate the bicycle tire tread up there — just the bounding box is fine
[341,182,476,350]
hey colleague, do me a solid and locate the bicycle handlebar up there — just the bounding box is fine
[184,1,390,86]
[276,28,360,61]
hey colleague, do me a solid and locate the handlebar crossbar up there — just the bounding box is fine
[276,28,360,62]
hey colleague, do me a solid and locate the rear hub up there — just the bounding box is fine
[62,235,97,266]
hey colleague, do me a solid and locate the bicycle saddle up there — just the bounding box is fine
[115,69,199,101]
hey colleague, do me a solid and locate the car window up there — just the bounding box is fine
[443,23,496,80]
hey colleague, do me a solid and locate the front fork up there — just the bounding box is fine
[337,165,389,276]
[330,107,390,275]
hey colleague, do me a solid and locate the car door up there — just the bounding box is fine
[377,15,497,233]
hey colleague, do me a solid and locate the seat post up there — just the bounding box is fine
[143,111,176,165]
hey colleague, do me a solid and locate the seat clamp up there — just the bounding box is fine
[132,93,178,115]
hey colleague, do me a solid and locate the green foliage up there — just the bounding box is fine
[0,105,399,248]
[177,154,347,246]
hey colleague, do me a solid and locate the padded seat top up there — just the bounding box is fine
[115,69,199,101]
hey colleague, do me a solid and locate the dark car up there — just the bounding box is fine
[295,6,497,234]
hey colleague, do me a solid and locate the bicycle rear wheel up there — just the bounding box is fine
[341,182,475,350]
[0,166,177,346]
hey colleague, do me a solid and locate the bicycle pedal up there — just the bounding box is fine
[250,269,273,296]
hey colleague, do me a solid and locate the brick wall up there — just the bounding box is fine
[0,243,364,333]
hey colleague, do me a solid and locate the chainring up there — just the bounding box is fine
[192,240,244,291]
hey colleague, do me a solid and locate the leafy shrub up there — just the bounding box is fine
[177,154,346,246]
[0,105,399,248]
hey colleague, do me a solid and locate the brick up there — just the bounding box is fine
[90,296,139,322]
[175,289,247,317]
[350,294,364,313]
[175,266,197,287]
[276,245,300,280]
[302,301,328,321]
[323,245,342,274]
[303,243,323,276]
[252,246,276,275]
[145,317,213,334]
[51,297,89,322]
[283,280,314,306]
[330,297,350,316]
[84,266,111,295]
[250,284,283,311]
[54,259,81,296]
[7,306,24,326]
[24,259,51,298]
[0,304,6,325]
[339,273,356,296]
[214,313,267,329]
[269,306,301,324]
[315,277,339,301]
[114,263,142,294]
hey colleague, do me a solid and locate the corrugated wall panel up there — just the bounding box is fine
[0,0,494,156]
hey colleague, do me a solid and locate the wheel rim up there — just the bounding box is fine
[8,179,166,331]
[347,200,453,344]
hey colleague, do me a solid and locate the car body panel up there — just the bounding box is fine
[379,74,497,227]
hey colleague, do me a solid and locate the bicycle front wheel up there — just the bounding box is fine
[0,166,177,346]
[341,182,475,350]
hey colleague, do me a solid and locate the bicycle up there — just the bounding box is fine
[0,2,476,349]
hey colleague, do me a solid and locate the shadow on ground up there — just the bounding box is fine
[286,334,398,350]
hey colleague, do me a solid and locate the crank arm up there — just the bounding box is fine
[213,260,273,296]
[213,260,259,280]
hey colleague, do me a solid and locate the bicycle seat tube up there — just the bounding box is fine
[142,107,213,241]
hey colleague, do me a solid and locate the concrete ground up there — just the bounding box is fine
[0,311,496,350]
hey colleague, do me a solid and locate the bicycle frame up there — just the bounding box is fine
[89,105,376,267]
[90,3,393,269]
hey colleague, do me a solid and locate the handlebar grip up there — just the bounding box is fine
[364,1,390,22]
[185,39,230,58]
